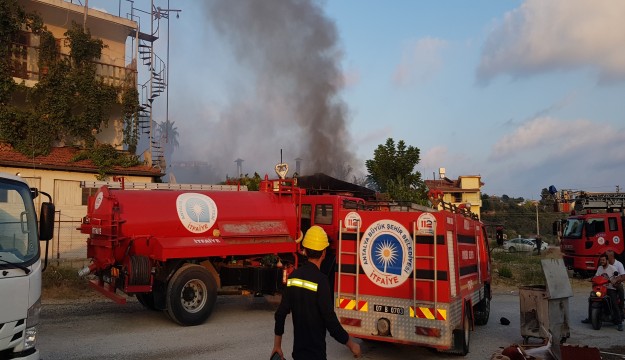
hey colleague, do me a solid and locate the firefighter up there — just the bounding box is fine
[535,235,542,255]
[272,225,361,360]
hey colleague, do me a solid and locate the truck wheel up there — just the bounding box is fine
[451,311,471,355]
[474,297,490,325]
[590,305,602,330]
[166,264,217,326]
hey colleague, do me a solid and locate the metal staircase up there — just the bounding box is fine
[137,38,166,168]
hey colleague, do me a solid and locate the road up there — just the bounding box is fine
[38,289,623,360]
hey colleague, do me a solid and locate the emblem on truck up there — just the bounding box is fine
[176,193,218,233]
[94,191,104,210]
[360,220,414,288]
[344,212,362,230]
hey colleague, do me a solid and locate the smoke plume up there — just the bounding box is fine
[183,0,358,180]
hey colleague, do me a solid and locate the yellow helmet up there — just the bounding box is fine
[302,225,329,251]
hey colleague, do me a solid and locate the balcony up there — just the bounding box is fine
[10,41,136,88]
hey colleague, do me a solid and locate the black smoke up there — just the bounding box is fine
[186,0,358,180]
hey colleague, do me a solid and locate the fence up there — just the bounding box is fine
[47,212,88,268]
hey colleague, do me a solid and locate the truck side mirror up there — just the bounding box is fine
[39,202,55,241]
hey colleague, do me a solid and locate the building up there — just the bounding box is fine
[425,173,484,218]
[13,0,139,147]
[1,0,163,261]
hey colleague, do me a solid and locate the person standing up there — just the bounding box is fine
[273,225,361,360]
[606,250,625,319]
[535,235,543,255]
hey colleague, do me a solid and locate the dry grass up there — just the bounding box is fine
[490,246,588,292]
[42,265,94,300]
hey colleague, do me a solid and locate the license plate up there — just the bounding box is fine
[373,304,405,315]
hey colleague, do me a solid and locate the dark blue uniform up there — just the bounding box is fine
[274,262,349,360]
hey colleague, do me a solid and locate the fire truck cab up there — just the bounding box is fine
[558,192,625,276]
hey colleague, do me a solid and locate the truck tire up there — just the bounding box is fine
[450,310,471,355]
[590,304,602,330]
[166,264,217,326]
[474,296,490,326]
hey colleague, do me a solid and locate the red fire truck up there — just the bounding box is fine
[79,167,491,353]
[557,192,625,276]
[302,194,490,355]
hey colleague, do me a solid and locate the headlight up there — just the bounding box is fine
[24,297,41,350]
[595,291,602,297]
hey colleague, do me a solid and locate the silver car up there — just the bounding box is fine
[502,238,535,252]
[528,238,548,252]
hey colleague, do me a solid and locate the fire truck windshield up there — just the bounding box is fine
[563,218,583,238]
[0,179,39,266]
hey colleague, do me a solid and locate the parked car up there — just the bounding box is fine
[503,238,535,252]
[528,238,548,252]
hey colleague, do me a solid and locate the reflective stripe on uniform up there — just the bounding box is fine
[287,278,318,292]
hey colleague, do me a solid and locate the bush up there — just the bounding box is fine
[499,266,513,279]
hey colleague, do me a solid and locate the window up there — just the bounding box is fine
[563,219,583,237]
[11,31,30,79]
[0,188,7,202]
[586,218,605,237]
[609,217,618,232]
[314,204,333,225]
[452,192,462,203]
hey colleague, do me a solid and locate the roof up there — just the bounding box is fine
[296,173,377,200]
[425,177,484,192]
[0,143,163,177]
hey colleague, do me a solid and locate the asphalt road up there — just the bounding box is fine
[38,288,624,360]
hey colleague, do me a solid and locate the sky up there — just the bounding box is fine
[87,0,625,200]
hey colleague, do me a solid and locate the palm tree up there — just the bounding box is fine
[156,120,179,173]
[157,120,179,151]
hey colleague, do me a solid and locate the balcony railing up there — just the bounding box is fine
[10,42,136,87]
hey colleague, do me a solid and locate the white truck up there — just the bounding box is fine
[0,173,54,359]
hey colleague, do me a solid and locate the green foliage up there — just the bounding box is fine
[121,84,140,154]
[66,25,103,66]
[482,192,566,243]
[365,138,428,204]
[72,144,140,180]
[498,265,513,279]
[223,172,262,191]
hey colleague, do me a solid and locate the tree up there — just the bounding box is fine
[365,138,427,204]
[539,187,556,211]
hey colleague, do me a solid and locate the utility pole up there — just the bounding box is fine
[535,201,540,236]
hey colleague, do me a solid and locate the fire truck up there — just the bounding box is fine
[79,166,491,353]
[556,191,625,276]
[304,194,491,355]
